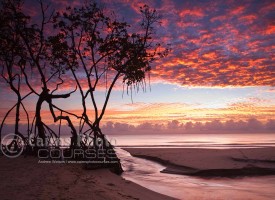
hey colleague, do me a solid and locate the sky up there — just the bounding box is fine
[0,0,274,133]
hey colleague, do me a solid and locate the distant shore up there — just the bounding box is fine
[0,156,175,200]
[123,147,275,177]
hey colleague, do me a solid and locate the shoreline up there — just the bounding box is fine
[0,156,175,200]
[123,147,275,177]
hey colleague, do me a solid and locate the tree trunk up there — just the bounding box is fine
[35,90,47,146]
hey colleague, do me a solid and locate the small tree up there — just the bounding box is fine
[0,0,82,157]
[0,0,31,152]
[50,2,168,167]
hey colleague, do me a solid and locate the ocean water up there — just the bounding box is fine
[106,133,275,148]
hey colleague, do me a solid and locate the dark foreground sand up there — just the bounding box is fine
[124,147,275,177]
[0,156,175,200]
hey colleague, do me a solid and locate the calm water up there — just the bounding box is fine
[110,133,275,200]
[117,148,275,200]
[107,133,275,148]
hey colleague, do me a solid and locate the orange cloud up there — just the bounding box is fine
[102,100,275,125]
[179,9,204,18]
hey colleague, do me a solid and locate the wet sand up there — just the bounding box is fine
[0,156,175,200]
[123,147,275,177]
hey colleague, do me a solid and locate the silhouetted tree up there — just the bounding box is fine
[0,0,80,151]
[0,0,31,153]
[50,2,168,169]
[0,0,169,173]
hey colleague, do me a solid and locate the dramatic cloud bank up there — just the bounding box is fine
[2,118,275,135]
[165,1,275,87]
[17,0,275,88]
[1,0,274,99]
[101,118,275,134]
[96,0,275,87]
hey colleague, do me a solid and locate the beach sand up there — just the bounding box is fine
[0,156,175,200]
[1,148,275,200]
[123,147,275,176]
